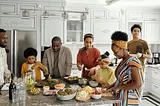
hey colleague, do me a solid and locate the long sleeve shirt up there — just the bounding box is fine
[0,47,11,85]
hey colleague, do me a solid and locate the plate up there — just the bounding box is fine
[43,90,58,96]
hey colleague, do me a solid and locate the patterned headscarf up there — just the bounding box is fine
[112,40,127,49]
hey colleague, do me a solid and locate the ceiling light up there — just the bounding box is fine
[43,11,49,18]
[81,13,87,20]
[62,12,68,19]
[22,10,30,17]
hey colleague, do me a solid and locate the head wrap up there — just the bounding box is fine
[112,40,127,49]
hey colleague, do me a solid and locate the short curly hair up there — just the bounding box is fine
[111,31,128,41]
[131,24,141,32]
[24,47,37,59]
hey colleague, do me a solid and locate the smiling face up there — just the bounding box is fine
[0,32,8,48]
[111,45,124,59]
[84,37,93,49]
[131,28,141,39]
[52,40,62,52]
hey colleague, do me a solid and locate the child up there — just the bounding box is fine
[21,47,48,81]
[91,51,116,87]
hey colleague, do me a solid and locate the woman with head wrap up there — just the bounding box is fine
[21,47,48,81]
[107,31,144,106]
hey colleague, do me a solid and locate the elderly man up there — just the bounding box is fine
[0,28,11,85]
[42,36,72,78]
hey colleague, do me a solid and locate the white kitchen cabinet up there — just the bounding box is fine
[0,3,17,14]
[41,16,64,46]
[107,10,122,19]
[144,12,160,20]
[91,9,107,19]
[91,19,121,44]
[18,3,37,15]
[0,16,36,30]
[126,11,143,20]
[144,21,160,44]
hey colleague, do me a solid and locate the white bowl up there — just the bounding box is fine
[56,90,76,100]
[91,93,102,99]
[89,81,98,87]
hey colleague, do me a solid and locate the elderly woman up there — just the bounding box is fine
[108,31,144,106]
[77,33,100,78]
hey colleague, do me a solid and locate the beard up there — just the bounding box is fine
[0,44,7,48]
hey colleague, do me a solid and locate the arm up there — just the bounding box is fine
[65,48,72,76]
[143,49,152,59]
[77,51,83,71]
[115,67,142,91]
[33,62,48,75]
[4,64,11,82]
[42,51,49,72]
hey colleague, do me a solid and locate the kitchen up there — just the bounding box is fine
[0,0,160,106]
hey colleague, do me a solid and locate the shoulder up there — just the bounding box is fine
[127,57,141,68]
[127,40,133,45]
[22,62,28,66]
[62,46,71,52]
[79,47,85,52]
[35,61,41,64]
[44,47,52,53]
[92,47,100,52]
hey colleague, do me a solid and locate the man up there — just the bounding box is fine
[42,36,72,78]
[0,28,11,85]
[128,24,152,72]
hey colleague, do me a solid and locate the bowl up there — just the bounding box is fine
[78,78,87,85]
[91,93,102,99]
[89,81,98,87]
[56,88,76,100]
[43,86,50,91]
[54,83,65,90]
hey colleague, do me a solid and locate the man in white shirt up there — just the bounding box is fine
[0,28,11,85]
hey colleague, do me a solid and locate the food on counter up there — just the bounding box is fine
[76,86,92,102]
[91,89,102,99]
[54,83,65,89]
[43,90,58,96]
[47,75,52,82]
[57,88,75,96]
[43,86,50,91]
[89,81,99,87]
[78,78,88,85]
[67,76,78,80]
[102,88,112,97]
[65,76,79,84]
[52,79,59,85]
[31,87,41,95]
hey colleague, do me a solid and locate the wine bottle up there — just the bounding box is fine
[9,74,16,100]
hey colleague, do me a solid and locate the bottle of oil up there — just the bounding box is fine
[9,73,16,101]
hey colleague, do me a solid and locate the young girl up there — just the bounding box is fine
[91,51,116,87]
[21,47,48,81]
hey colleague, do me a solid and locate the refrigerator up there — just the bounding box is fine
[6,29,37,77]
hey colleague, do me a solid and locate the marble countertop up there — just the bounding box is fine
[0,91,120,106]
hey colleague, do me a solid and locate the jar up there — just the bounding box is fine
[25,72,35,91]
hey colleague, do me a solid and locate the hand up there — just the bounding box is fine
[137,53,142,58]
[31,64,39,70]
[88,69,96,76]
[77,64,82,71]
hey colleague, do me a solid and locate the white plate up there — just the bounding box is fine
[1,83,10,90]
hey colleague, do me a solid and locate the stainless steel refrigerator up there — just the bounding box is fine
[6,30,37,77]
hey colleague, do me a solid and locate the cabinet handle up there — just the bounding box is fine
[154,85,159,88]
[3,13,9,14]
[154,72,159,74]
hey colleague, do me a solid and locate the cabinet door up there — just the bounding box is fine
[145,21,160,44]
[0,3,17,14]
[107,10,121,19]
[91,19,121,44]
[144,12,160,20]
[126,11,143,20]
[0,16,36,30]
[18,4,37,15]
[150,80,160,98]
[91,9,107,19]
[41,16,63,46]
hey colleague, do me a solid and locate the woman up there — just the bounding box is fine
[77,33,100,78]
[108,31,144,106]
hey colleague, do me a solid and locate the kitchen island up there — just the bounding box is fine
[0,91,120,106]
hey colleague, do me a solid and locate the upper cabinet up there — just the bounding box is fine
[0,3,17,15]
[0,16,36,30]
[144,12,160,20]
[41,16,64,46]
[107,10,122,19]
[144,21,160,44]
[91,19,122,44]
[126,11,143,20]
[91,9,107,19]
